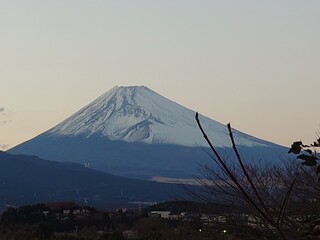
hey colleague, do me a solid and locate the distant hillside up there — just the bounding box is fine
[0,151,183,210]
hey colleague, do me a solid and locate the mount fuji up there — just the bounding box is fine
[9,86,287,180]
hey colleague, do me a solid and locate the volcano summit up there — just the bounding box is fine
[9,86,286,180]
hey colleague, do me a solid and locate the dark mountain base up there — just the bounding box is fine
[9,134,287,180]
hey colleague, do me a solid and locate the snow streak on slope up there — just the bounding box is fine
[48,86,268,148]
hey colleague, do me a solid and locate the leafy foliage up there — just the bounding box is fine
[288,141,303,154]
[289,138,320,180]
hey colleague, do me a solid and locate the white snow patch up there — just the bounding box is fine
[48,86,268,148]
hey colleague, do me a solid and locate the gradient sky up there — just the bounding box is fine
[1,0,320,150]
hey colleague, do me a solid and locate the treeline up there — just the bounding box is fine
[3,200,319,240]
[0,201,234,240]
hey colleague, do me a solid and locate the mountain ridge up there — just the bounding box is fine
[9,85,287,180]
[44,85,273,148]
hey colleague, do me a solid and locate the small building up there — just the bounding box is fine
[63,210,70,215]
[42,211,50,218]
[150,211,171,219]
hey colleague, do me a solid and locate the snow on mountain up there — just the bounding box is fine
[9,85,286,180]
[47,86,268,148]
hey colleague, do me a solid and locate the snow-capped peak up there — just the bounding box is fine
[47,85,268,148]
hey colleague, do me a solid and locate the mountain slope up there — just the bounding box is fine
[0,151,182,210]
[9,86,287,180]
[45,86,269,148]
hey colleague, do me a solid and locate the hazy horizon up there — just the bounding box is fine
[1,1,320,149]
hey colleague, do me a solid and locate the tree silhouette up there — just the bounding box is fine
[194,112,301,240]
[288,139,320,180]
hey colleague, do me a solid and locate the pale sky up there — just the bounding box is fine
[1,0,320,150]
